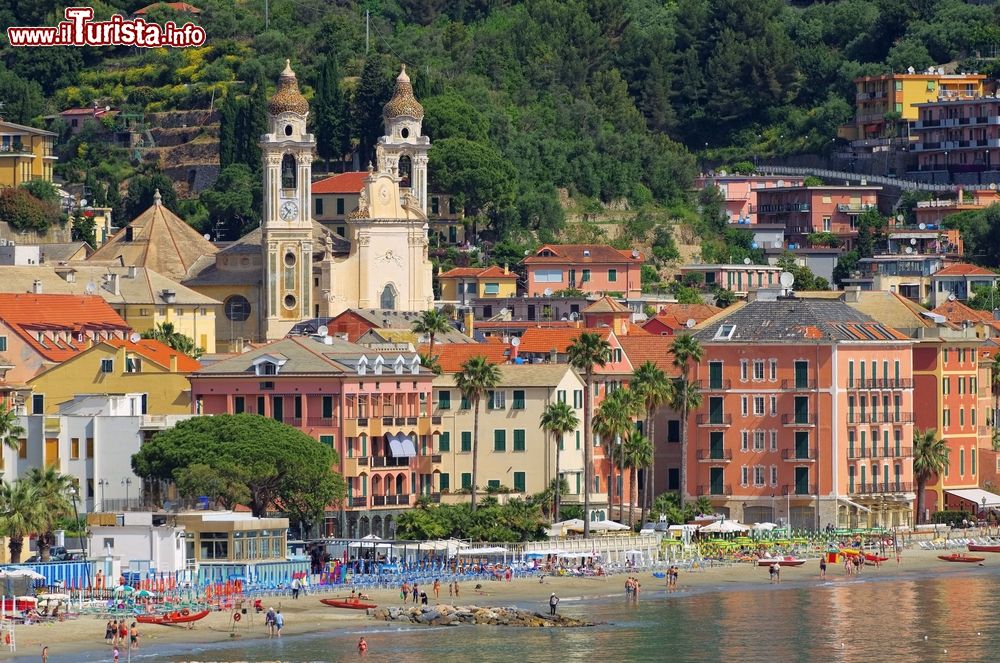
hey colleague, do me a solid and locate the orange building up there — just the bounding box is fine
[688,298,915,529]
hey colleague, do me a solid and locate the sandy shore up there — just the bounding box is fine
[7,546,992,660]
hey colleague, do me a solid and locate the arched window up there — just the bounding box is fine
[380,284,397,310]
[281,154,296,189]
[398,155,412,188]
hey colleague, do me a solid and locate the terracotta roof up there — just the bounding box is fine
[268,60,308,116]
[522,244,642,265]
[474,321,580,331]
[655,303,722,322]
[435,364,580,389]
[0,293,130,362]
[312,172,368,195]
[438,266,514,279]
[930,300,994,324]
[583,296,630,314]
[617,336,679,377]
[134,1,201,13]
[104,338,201,372]
[517,327,612,354]
[933,263,997,277]
[419,342,510,373]
[88,193,217,281]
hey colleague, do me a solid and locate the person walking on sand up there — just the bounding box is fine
[448,581,453,598]
[433,578,441,600]
[265,607,276,638]
[549,592,559,616]
[292,577,301,600]
[820,556,827,579]
[274,610,284,638]
[105,620,114,644]
[412,583,420,604]
[129,622,139,650]
[454,581,460,598]
[358,637,368,655]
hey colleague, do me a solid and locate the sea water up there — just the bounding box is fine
[56,565,999,662]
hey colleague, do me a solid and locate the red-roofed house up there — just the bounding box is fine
[0,293,130,385]
[522,245,644,298]
[438,265,518,305]
[133,2,201,15]
[643,303,723,336]
[419,342,510,373]
[930,263,1000,307]
[57,105,118,134]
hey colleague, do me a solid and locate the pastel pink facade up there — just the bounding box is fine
[694,174,806,223]
[752,186,882,248]
[522,245,643,298]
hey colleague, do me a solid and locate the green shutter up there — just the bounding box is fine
[322,396,333,418]
[461,395,470,409]
[461,431,472,452]
[514,472,526,492]
[575,431,581,449]
[494,429,506,451]
[439,432,450,452]
[461,473,472,489]
[439,473,450,492]
[234,396,245,414]
[319,435,334,449]
[488,479,501,489]
[439,391,451,410]
[513,429,526,451]
[513,390,525,410]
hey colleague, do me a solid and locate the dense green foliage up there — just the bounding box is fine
[944,204,1000,269]
[395,498,547,542]
[132,414,346,531]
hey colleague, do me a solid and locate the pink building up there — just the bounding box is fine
[752,186,882,248]
[522,244,643,298]
[911,98,1000,179]
[189,334,438,539]
[694,174,805,223]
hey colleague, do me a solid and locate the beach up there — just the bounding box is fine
[7,546,988,660]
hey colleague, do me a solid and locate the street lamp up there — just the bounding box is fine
[121,477,132,509]
[982,496,988,534]
[69,485,89,561]
[98,479,108,512]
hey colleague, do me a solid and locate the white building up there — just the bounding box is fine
[88,511,187,575]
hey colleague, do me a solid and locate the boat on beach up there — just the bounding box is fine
[136,609,211,625]
[320,598,378,610]
[967,543,1000,553]
[938,554,985,563]
[757,557,806,567]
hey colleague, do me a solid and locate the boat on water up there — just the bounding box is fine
[320,598,377,610]
[968,543,1000,553]
[757,557,806,567]
[136,609,211,625]
[938,554,985,563]
[864,553,889,562]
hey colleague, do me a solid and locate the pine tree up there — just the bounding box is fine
[352,56,390,167]
[314,51,349,172]
[105,175,121,218]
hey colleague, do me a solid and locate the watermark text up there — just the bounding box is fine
[7,7,206,47]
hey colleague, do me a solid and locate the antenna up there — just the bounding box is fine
[317,324,329,337]
[685,318,696,329]
[910,238,917,245]
[84,281,97,295]
[129,332,141,343]
[779,271,795,289]
[510,336,521,347]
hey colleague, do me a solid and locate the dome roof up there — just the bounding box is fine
[382,64,424,121]
[268,59,309,116]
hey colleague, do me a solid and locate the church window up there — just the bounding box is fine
[401,127,410,139]
[224,295,251,322]
[398,155,412,188]
[284,252,296,267]
[284,124,293,136]
[381,284,397,310]
[284,294,297,309]
[281,154,296,189]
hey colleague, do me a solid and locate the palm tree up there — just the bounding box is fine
[141,322,204,359]
[0,400,25,450]
[412,309,452,361]
[630,361,673,525]
[991,353,1000,427]
[567,332,612,537]
[455,356,501,513]
[622,433,654,528]
[539,400,579,522]
[24,467,75,561]
[0,480,42,563]
[594,387,640,523]
[913,428,950,525]
[670,334,703,508]
[418,352,442,376]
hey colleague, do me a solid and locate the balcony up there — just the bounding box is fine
[782,483,818,496]
[697,449,733,462]
[848,412,914,424]
[749,203,811,214]
[350,496,368,508]
[0,143,31,156]
[836,204,876,214]
[697,414,732,427]
[282,417,302,427]
[782,448,817,461]
[372,493,411,507]
[306,417,336,427]
[697,484,733,496]
[848,447,913,459]
[698,379,732,391]
[781,379,817,390]
[370,456,410,468]
[850,482,914,495]
[782,413,815,426]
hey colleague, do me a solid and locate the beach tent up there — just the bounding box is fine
[580,520,630,532]
[699,520,749,533]
[547,519,586,536]
[457,547,507,555]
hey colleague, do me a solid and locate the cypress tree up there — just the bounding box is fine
[352,56,390,168]
[314,51,349,172]
[218,94,238,169]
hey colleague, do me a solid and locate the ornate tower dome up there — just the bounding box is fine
[382,64,424,121]
[268,59,309,116]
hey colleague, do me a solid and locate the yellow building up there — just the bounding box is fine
[27,337,201,415]
[841,71,986,141]
[0,120,56,187]
[437,266,518,306]
[0,264,221,353]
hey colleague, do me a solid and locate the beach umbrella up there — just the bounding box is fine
[135,589,154,598]
[113,585,135,594]
[0,567,46,580]
[752,522,779,531]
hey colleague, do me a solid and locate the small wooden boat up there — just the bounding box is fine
[757,558,805,567]
[938,554,985,563]
[320,598,377,610]
[136,609,210,625]
[864,553,889,562]
[968,544,1000,553]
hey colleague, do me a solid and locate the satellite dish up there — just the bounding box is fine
[84,281,97,295]
[80,198,88,207]
[685,318,696,329]
[779,271,795,289]
[203,233,211,240]
[543,288,553,296]
[500,308,509,316]
[561,316,568,321]
[990,183,997,191]
[317,325,329,337]
[569,312,580,321]
[743,257,752,265]
[896,214,904,222]
[510,336,521,347]
[918,223,926,230]
[948,294,957,301]
[777,180,785,187]
[631,249,640,258]
[524,250,530,256]
[129,332,141,343]
[772,241,783,249]
[905,247,913,254]
[910,238,917,245]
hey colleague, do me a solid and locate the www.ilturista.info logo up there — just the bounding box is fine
[7,7,206,47]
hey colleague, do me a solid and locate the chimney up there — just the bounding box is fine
[549,348,558,363]
[843,286,862,303]
[104,273,120,296]
[32,279,42,294]
[169,354,178,372]
[503,263,509,275]
[161,289,176,304]
[464,308,475,339]
[126,266,137,279]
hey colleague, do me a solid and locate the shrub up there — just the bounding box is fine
[930,510,972,525]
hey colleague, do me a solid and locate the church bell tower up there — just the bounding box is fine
[261,59,314,340]
[376,65,429,214]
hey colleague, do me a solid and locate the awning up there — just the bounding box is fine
[837,497,872,513]
[945,488,1000,508]
[388,434,417,458]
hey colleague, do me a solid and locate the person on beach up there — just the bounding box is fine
[42,646,48,663]
[844,555,852,576]
[549,592,559,616]
[401,581,410,600]
[113,646,120,663]
[265,607,276,637]
[448,582,454,597]
[118,621,128,645]
[292,577,301,599]
[770,563,780,583]
[420,591,428,605]
[129,622,139,650]
[105,620,114,644]
[454,582,460,598]
[412,583,420,604]
[274,610,284,637]
[358,637,368,655]
[433,578,441,600]
[95,569,104,590]
[820,556,827,579]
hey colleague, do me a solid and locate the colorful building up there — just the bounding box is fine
[189,334,438,539]
[929,263,1000,307]
[678,264,784,297]
[751,186,882,248]
[522,244,644,298]
[913,190,999,228]
[910,97,1000,182]
[693,174,805,223]
[642,303,722,336]
[687,297,915,529]
[437,266,518,306]
[0,120,56,186]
